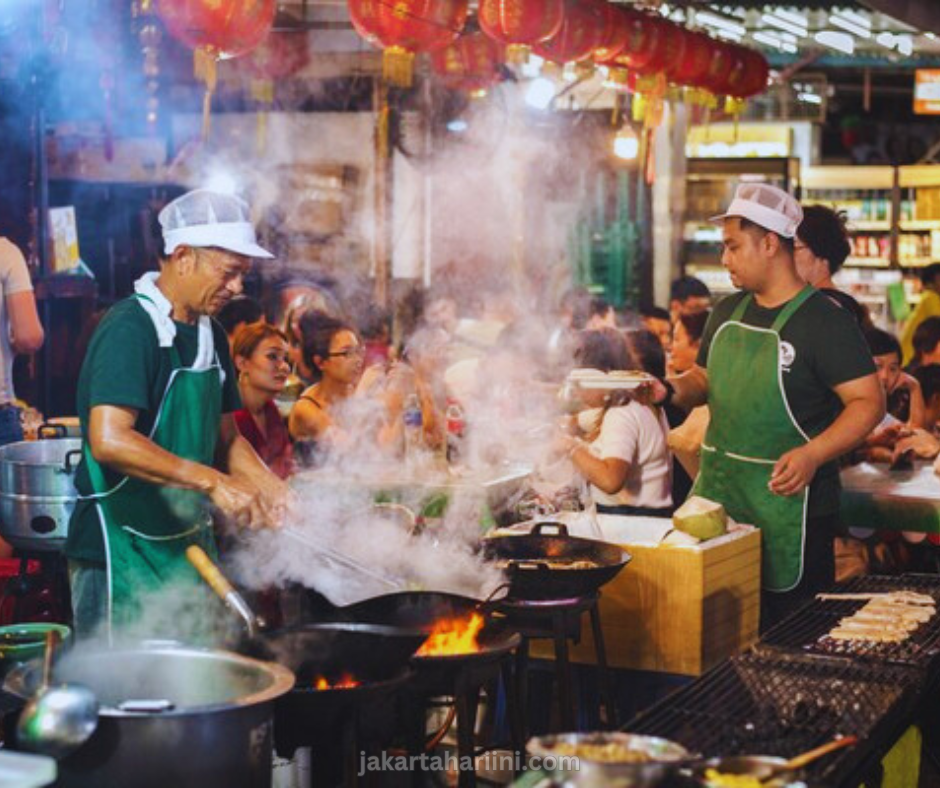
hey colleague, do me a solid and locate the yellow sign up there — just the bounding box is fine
[914,70,940,115]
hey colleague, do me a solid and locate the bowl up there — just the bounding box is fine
[691,755,798,788]
[0,623,71,664]
[527,731,690,787]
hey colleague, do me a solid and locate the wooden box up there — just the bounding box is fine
[531,528,762,676]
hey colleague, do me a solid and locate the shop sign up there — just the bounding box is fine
[914,70,940,115]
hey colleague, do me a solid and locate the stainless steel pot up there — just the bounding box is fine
[5,643,295,788]
[0,439,81,552]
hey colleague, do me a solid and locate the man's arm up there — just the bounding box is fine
[89,404,265,527]
[639,364,709,410]
[6,291,43,354]
[770,373,885,496]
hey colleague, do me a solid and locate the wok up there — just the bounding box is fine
[482,521,631,600]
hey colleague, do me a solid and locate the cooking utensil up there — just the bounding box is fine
[482,521,632,600]
[694,735,859,785]
[527,731,689,788]
[0,438,81,552]
[281,527,405,591]
[0,623,70,666]
[186,546,261,638]
[16,630,98,759]
[7,643,294,788]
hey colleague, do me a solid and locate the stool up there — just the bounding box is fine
[499,592,617,733]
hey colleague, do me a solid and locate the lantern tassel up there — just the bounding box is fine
[383,46,415,88]
[194,47,218,141]
[251,79,275,154]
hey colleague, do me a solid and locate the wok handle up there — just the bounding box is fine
[530,521,569,537]
[64,450,83,474]
[186,546,260,639]
[38,424,67,440]
[41,629,58,690]
[784,735,858,771]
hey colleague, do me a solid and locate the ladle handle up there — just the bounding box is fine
[186,545,260,638]
[784,735,858,771]
[41,630,59,690]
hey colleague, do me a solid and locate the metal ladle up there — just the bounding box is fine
[16,630,99,759]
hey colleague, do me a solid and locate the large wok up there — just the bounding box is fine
[482,521,631,600]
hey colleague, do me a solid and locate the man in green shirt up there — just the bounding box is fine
[901,264,940,367]
[66,189,289,640]
[644,184,884,629]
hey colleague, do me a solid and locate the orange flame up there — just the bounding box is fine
[314,673,360,690]
[416,612,485,656]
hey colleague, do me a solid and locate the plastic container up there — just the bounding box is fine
[0,622,70,665]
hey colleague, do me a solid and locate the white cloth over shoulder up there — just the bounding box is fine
[132,272,219,376]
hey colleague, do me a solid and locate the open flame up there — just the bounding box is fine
[314,673,360,690]
[416,612,485,657]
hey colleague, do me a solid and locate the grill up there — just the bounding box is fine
[629,651,921,785]
[757,574,940,669]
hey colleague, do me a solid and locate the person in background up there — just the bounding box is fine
[556,328,672,516]
[641,306,672,354]
[669,276,711,324]
[231,323,293,479]
[288,311,364,460]
[586,296,616,330]
[358,304,393,371]
[669,310,710,376]
[914,365,940,433]
[0,235,43,445]
[908,316,940,372]
[795,205,871,329]
[217,295,263,349]
[642,183,883,629]
[866,328,925,428]
[901,263,940,366]
[66,189,288,638]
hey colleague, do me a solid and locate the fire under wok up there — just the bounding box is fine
[482,521,631,600]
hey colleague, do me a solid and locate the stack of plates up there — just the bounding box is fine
[566,369,652,390]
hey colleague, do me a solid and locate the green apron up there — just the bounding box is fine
[80,298,222,638]
[692,286,815,592]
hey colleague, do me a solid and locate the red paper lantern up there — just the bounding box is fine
[156,0,275,59]
[625,15,683,76]
[431,31,502,94]
[614,9,664,72]
[735,47,770,98]
[533,0,606,65]
[348,0,469,86]
[478,0,564,63]
[240,31,310,81]
[593,4,632,66]
[667,29,714,88]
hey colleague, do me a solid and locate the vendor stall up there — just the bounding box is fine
[841,462,940,538]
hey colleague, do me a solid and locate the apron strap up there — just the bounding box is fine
[771,286,815,332]
[728,294,753,322]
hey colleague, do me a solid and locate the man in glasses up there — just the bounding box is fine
[66,189,290,639]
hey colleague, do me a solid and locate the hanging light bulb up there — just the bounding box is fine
[613,124,639,160]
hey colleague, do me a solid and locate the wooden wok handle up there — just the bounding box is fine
[186,545,236,602]
[783,735,858,771]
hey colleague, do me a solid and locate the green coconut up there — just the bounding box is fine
[672,496,728,541]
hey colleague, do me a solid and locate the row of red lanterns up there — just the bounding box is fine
[350,0,768,101]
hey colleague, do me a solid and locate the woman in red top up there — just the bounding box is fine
[231,322,294,479]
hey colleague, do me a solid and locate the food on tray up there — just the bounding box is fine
[672,496,728,540]
[496,558,599,571]
[547,740,654,763]
[702,769,764,788]
[821,590,937,645]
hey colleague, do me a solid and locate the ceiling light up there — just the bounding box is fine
[834,9,871,30]
[761,13,807,38]
[695,10,746,37]
[797,92,822,105]
[753,31,798,54]
[926,32,937,41]
[772,8,808,29]
[829,12,870,39]
[876,32,896,49]
[713,29,743,42]
[613,126,639,161]
[897,35,914,57]
[815,30,855,55]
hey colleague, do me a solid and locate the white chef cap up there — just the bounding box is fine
[158,189,274,259]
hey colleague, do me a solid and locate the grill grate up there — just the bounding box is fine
[629,651,921,785]
[757,574,940,669]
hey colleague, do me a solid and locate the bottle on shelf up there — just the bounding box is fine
[445,399,466,468]
[402,393,424,469]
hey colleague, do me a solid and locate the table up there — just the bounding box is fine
[840,462,940,539]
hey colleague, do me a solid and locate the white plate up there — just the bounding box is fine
[573,377,651,390]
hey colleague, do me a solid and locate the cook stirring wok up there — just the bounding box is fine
[65,190,291,640]
[637,184,884,630]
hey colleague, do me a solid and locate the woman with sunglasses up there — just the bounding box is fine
[288,310,365,461]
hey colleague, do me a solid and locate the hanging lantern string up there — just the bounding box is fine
[373,0,466,35]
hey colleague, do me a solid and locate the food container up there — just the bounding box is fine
[691,755,796,787]
[526,731,690,787]
[0,623,71,666]
[5,643,295,788]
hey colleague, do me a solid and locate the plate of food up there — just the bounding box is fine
[566,369,653,391]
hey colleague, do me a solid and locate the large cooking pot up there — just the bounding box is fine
[0,438,81,552]
[5,643,295,788]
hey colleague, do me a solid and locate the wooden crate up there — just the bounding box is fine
[530,528,762,676]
